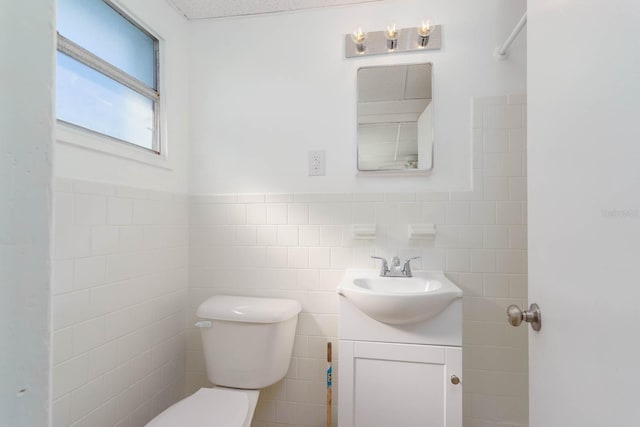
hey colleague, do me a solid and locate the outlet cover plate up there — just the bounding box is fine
[308,150,326,176]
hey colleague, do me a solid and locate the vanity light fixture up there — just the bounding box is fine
[345,23,442,58]
[417,20,431,47]
[384,24,399,50]
[350,28,368,54]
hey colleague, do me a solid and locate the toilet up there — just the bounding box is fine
[147,295,302,427]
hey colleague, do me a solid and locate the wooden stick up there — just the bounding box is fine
[327,342,332,427]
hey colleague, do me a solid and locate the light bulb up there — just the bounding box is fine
[350,28,367,44]
[385,24,399,41]
[418,20,431,37]
[350,28,367,54]
[417,20,432,47]
[385,24,399,50]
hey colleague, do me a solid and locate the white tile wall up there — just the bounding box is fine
[186,96,528,427]
[52,179,189,427]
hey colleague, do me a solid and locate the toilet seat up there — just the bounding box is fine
[146,387,259,427]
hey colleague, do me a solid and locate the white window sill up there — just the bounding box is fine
[55,121,173,170]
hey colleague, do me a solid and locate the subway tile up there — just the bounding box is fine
[446,202,470,225]
[266,193,294,203]
[288,204,309,225]
[483,274,509,297]
[53,327,74,365]
[308,204,332,224]
[470,202,497,225]
[237,194,265,203]
[446,249,470,272]
[236,225,257,246]
[509,177,527,201]
[434,225,458,248]
[497,202,524,225]
[294,193,324,203]
[496,152,524,177]
[54,192,74,228]
[277,226,298,246]
[508,93,527,105]
[247,204,267,225]
[75,195,107,226]
[416,192,450,202]
[53,259,74,295]
[484,129,509,153]
[331,203,352,225]
[458,226,484,249]
[308,248,330,269]
[421,202,446,224]
[257,225,278,246]
[74,256,106,290]
[53,354,89,399]
[91,226,119,255]
[352,193,385,202]
[483,226,510,249]
[107,198,133,225]
[398,203,421,224]
[287,248,309,269]
[385,193,415,202]
[52,395,71,427]
[74,181,116,196]
[55,225,92,260]
[509,128,527,152]
[226,204,247,225]
[330,247,353,269]
[484,104,522,129]
[496,250,526,274]
[483,176,510,201]
[117,185,149,200]
[471,250,496,273]
[298,226,320,247]
[322,193,352,202]
[510,225,528,249]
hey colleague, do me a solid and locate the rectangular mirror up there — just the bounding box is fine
[357,63,433,172]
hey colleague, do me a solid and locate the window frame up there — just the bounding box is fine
[55,0,165,160]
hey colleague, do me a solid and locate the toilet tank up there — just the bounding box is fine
[196,295,301,389]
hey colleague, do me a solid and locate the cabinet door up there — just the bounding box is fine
[339,341,462,427]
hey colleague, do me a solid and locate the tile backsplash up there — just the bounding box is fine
[186,95,529,427]
[51,180,188,427]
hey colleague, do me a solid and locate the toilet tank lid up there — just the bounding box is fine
[197,295,302,323]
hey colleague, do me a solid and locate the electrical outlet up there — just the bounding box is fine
[308,150,326,176]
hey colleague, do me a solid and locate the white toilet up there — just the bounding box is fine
[147,295,302,427]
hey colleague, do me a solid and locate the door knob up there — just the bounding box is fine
[450,375,460,385]
[507,303,542,331]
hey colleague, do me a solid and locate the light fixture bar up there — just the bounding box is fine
[345,25,442,58]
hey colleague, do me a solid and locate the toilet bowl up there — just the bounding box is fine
[146,295,301,427]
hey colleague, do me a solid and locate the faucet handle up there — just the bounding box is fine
[402,256,421,277]
[371,256,389,276]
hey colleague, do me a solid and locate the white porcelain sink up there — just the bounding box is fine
[338,270,463,325]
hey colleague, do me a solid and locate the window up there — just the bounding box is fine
[56,0,160,152]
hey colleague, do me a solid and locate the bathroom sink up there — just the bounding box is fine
[338,270,463,325]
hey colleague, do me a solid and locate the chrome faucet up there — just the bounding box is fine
[371,256,421,277]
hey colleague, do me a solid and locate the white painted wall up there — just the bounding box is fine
[0,1,55,425]
[189,0,526,194]
[54,0,191,194]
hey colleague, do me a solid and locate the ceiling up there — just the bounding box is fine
[167,0,378,19]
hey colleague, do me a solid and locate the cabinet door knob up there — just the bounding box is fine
[450,375,460,385]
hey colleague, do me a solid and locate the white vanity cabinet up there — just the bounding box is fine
[339,341,462,427]
[337,270,463,427]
